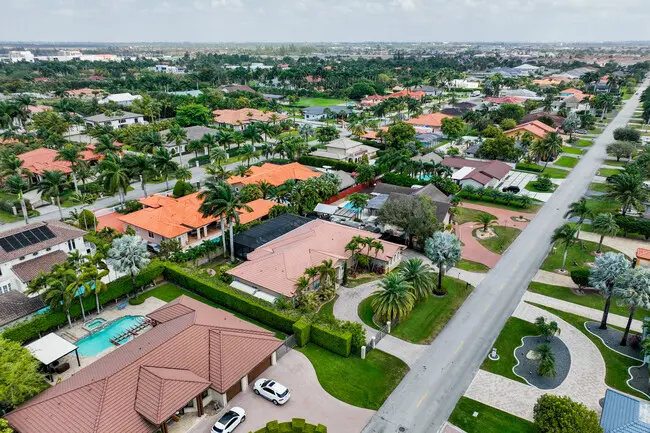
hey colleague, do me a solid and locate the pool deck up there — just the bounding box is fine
[53,296,166,381]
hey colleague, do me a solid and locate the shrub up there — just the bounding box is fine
[265,420,279,433]
[310,323,352,357]
[534,175,553,192]
[297,155,357,172]
[613,127,641,143]
[570,267,591,288]
[116,200,144,214]
[533,394,602,433]
[515,162,544,173]
[292,317,311,347]
[128,297,145,305]
[291,418,306,432]
[615,215,650,239]
[77,209,97,230]
[381,172,427,187]
[172,180,195,198]
[135,260,165,287]
[315,425,328,433]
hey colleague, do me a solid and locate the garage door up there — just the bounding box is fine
[226,381,241,401]
[248,356,272,382]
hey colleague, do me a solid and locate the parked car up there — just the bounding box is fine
[253,378,291,405]
[575,129,588,134]
[211,407,246,433]
[502,185,520,193]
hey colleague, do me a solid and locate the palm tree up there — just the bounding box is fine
[371,273,416,323]
[542,132,563,169]
[39,273,76,327]
[475,213,496,233]
[240,144,257,167]
[136,130,163,154]
[55,144,83,193]
[107,235,151,299]
[64,266,88,321]
[165,123,187,166]
[198,181,252,262]
[592,213,619,253]
[5,174,29,224]
[216,130,234,150]
[175,166,192,182]
[124,153,155,198]
[299,124,314,144]
[0,154,31,179]
[242,124,262,147]
[317,259,337,289]
[613,267,650,346]
[257,180,273,199]
[344,236,364,273]
[204,164,229,183]
[153,147,179,190]
[98,154,130,205]
[605,169,649,215]
[210,147,228,167]
[82,259,109,314]
[398,258,434,301]
[200,132,218,153]
[563,198,592,238]
[186,139,204,163]
[590,252,630,330]
[38,170,67,220]
[550,223,578,272]
[424,232,462,295]
[94,134,119,156]
[234,164,251,177]
[536,344,557,378]
[347,193,370,219]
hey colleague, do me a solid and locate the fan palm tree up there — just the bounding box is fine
[398,258,434,301]
[124,153,155,198]
[550,223,578,272]
[563,198,592,238]
[590,252,630,330]
[5,174,29,224]
[153,147,179,190]
[55,144,83,193]
[605,169,649,215]
[98,154,130,205]
[371,273,416,323]
[592,213,619,253]
[613,267,650,346]
[107,235,151,299]
[165,123,187,166]
[37,170,67,220]
[475,213,496,233]
[198,181,252,262]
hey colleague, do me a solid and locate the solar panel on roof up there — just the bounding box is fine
[0,225,57,253]
[0,238,14,252]
[23,230,39,244]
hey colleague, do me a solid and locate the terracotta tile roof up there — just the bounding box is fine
[227,162,321,187]
[65,88,100,97]
[212,108,286,126]
[484,96,525,105]
[5,296,282,433]
[305,75,322,83]
[11,250,68,283]
[561,88,582,94]
[520,113,565,128]
[405,113,454,128]
[96,211,126,233]
[505,120,557,140]
[27,105,53,114]
[238,199,276,225]
[387,90,426,100]
[637,248,650,260]
[18,148,72,175]
[227,220,404,297]
[0,290,45,327]
[0,221,86,264]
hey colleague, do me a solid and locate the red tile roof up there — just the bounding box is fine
[504,120,557,140]
[18,148,72,175]
[561,88,582,94]
[5,296,282,433]
[212,108,286,126]
[484,96,525,105]
[227,162,321,187]
[637,248,650,261]
[405,112,454,128]
[387,90,426,100]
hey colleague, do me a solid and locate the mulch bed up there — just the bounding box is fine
[628,365,650,398]
[585,322,643,360]
[514,335,571,389]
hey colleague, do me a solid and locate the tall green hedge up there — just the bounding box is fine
[311,323,352,357]
[297,155,357,172]
[292,318,311,347]
[251,419,327,433]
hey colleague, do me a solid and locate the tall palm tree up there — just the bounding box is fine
[175,166,192,181]
[216,130,234,150]
[242,124,262,146]
[136,130,163,154]
[0,154,31,179]
[124,153,155,198]
[613,267,650,346]
[398,258,434,301]
[371,273,416,323]
[55,144,83,193]
[317,259,337,289]
[592,213,619,253]
[38,170,67,220]
[605,169,649,215]
[424,232,462,295]
[41,272,76,327]
[198,181,252,262]
[299,124,314,144]
[563,198,592,238]
[200,132,218,154]
[94,134,119,156]
[542,132,563,169]
[63,266,88,321]
[82,260,109,315]
[165,123,188,165]
[5,174,29,224]
[153,147,179,190]
[257,180,273,199]
[186,139,204,163]
[590,252,630,330]
[98,154,130,205]
[550,223,578,272]
[240,144,257,167]
[210,147,228,167]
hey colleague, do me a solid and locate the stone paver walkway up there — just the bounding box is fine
[532,269,577,288]
[579,231,650,259]
[464,301,608,421]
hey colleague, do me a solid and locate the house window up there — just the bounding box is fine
[148,231,154,238]
[0,283,11,294]
[67,240,75,251]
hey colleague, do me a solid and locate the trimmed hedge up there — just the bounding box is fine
[292,317,311,347]
[381,172,427,187]
[615,215,650,239]
[252,419,327,433]
[311,323,352,357]
[297,155,357,172]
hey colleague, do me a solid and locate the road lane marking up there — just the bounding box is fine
[484,302,492,312]
[416,392,429,408]
[455,341,464,353]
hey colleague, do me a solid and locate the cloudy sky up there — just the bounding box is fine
[2,0,650,43]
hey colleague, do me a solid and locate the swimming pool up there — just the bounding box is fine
[342,201,360,211]
[83,318,107,332]
[76,315,145,357]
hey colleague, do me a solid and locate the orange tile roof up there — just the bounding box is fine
[484,96,526,105]
[561,88,582,94]
[532,78,565,86]
[212,108,286,126]
[387,90,426,100]
[227,162,321,187]
[18,148,72,175]
[405,112,454,128]
[238,199,277,225]
[504,120,557,140]
[637,248,650,261]
[27,105,53,114]
[65,88,100,97]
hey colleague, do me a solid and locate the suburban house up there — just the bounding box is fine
[0,221,86,294]
[504,120,558,141]
[484,96,526,106]
[599,389,650,432]
[4,295,283,433]
[520,113,565,128]
[309,137,378,163]
[413,85,443,96]
[302,105,353,121]
[441,157,512,189]
[0,290,45,332]
[99,92,142,106]
[360,94,386,108]
[117,192,276,249]
[227,162,321,190]
[559,88,583,97]
[65,88,101,99]
[212,108,286,131]
[441,102,477,117]
[450,78,480,89]
[220,84,256,93]
[405,113,454,133]
[159,125,216,155]
[386,89,426,100]
[500,89,540,99]
[18,147,103,182]
[85,111,146,129]
[227,219,405,301]
[232,213,312,260]
[371,183,451,225]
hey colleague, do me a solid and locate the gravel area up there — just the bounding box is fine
[514,335,571,389]
[629,365,650,398]
[585,322,643,360]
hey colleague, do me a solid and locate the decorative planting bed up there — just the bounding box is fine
[584,322,643,360]
[628,365,650,398]
[513,335,571,389]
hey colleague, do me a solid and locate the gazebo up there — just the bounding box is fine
[25,333,80,370]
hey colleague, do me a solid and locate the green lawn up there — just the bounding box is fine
[603,159,628,167]
[139,283,285,339]
[586,197,620,214]
[575,139,594,147]
[598,168,623,178]
[0,211,23,222]
[297,344,409,410]
[475,226,521,254]
[589,128,603,134]
[554,156,579,168]
[358,296,379,330]
[561,146,584,155]
[345,274,383,288]
[455,207,497,225]
[460,198,543,213]
[295,98,347,107]
[315,295,337,321]
[528,282,650,320]
[455,259,490,273]
[530,303,647,400]
[540,239,621,273]
[589,182,609,193]
[450,397,539,433]
[480,317,539,384]
[524,181,555,193]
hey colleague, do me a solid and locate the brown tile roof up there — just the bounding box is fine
[0,221,86,264]
[0,291,45,327]
[441,158,512,181]
[5,296,282,433]
[504,120,557,140]
[11,250,68,283]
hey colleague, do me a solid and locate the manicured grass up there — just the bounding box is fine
[603,159,628,167]
[589,182,609,193]
[346,274,383,288]
[475,226,521,254]
[480,317,539,383]
[450,397,539,433]
[586,197,620,214]
[140,283,285,339]
[540,239,622,273]
[562,146,584,155]
[297,344,409,410]
[554,156,579,168]
[527,282,650,320]
[454,207,497,225]
[589,128,603,134]
[514,165,569,179]
[598,168,623,178]
[530,303,647,401]
[295,98,347,107]
[315,295,337,321]
[0,211,23,222]
[524,180,555,193]
[575,139,594,147]
[455,258,490,273]
[460,198,543,213]
[358,296,379,330]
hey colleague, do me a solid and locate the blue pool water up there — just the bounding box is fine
[419,174,432,181]
[343,201,360,211]
[76,315,145,357]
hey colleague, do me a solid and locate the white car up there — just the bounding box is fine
[211,407,245,433]
[253,378,291,405]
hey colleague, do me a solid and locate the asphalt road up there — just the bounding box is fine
[362,80,650,433]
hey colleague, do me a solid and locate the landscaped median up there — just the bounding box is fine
[540,239,623,274]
